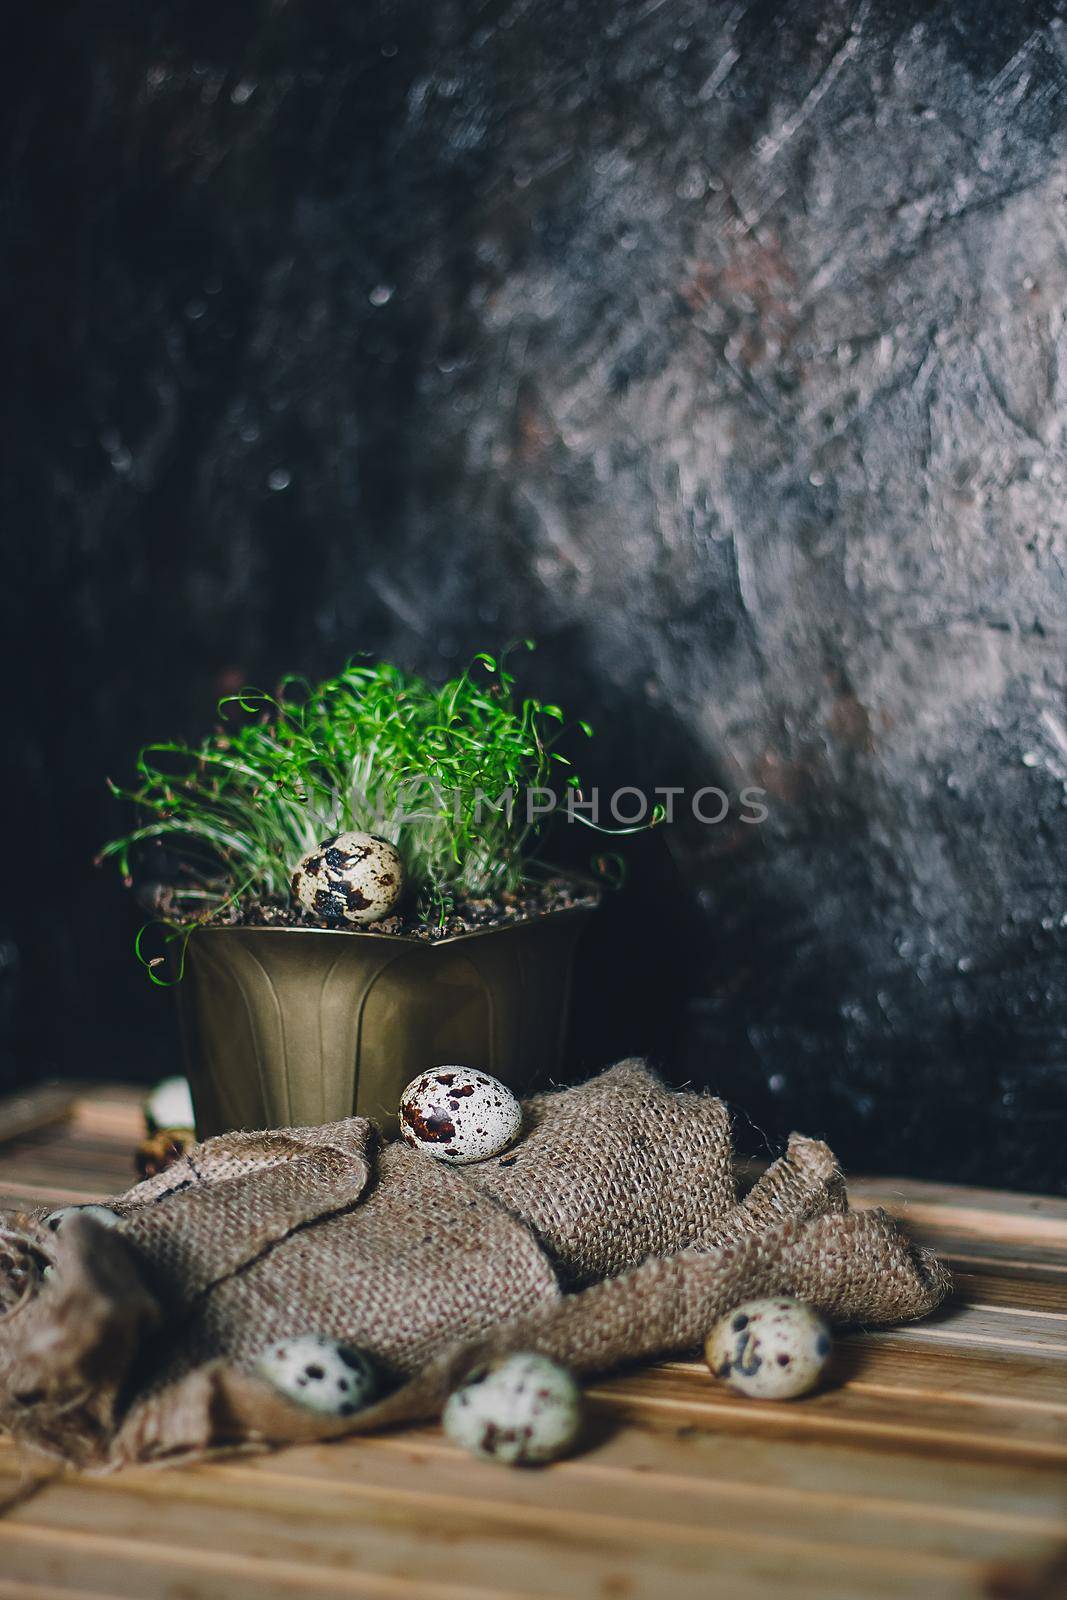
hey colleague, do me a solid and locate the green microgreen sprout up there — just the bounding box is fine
[99,642,661,978]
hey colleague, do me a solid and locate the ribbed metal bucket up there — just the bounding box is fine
[175,907,595,1138]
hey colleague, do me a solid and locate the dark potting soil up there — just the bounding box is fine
[216,877,600,941]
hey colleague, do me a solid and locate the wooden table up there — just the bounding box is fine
[1,1086,1065,1600]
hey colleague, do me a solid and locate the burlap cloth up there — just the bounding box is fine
[0,1060,949,1470]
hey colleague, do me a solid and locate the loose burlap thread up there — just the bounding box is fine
[0,1060,949,1469]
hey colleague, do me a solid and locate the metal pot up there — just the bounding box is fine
[175,906,595,1138]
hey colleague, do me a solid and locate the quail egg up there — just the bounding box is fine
[398,1067,522,1164]
[705,1297,831,1400]
[145,1075,196,1136]
[291,831,404,926]
[443,1353,583,1465]
[44,1204,123,1233]
[254,1334,378,1416]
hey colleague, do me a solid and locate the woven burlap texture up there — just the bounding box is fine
[0,1060,950,1469]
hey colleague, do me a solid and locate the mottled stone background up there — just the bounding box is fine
[4,0,1066,1189]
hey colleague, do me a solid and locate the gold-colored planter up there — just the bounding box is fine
[175,907,595,1138]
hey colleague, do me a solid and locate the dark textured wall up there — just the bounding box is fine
[4,1,1067,1190]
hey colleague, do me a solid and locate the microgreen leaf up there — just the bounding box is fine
[101,646,653,951]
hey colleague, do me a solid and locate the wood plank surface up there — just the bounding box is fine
[0,1084,1064,1600]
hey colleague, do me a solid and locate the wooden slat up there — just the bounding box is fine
[0,1579,131,1600]
[851,1178,1067,1234]
[2,1421,1064,1600]
[829,1341,1067,1414]
[950,1270,1067,1313]
[851,1181,1067,1283]
[0,1523,533,1600]
[586,1371,1067,1467]
[2,1439,1062,1569]
[71,1092,147,1141]
[0,1084,143,1211]
[0,1472,1006,1600]
[0,1085,77,1145]
[3,1418,1062,1537]
[353,1424,1067,1530]
[1,1129,144,1169]
[858,1303,1067,1360]
[931,1237,1067,1276]
[0,1180,122,1210]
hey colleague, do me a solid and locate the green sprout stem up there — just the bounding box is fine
[101,644,657,943]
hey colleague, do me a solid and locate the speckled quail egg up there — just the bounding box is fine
[443,1353,583,1465]
[398,1067,522,1164]
[705,1297,832,1400]
[291,831,404,926]
[44,1204,123,1233]
[254,1334,378,1416]
[145,1075,196,1136]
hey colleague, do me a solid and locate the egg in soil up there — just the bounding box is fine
[291,831,403,926]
